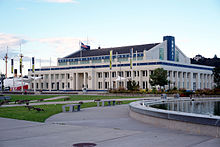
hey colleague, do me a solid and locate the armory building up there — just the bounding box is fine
[28,36,214,91]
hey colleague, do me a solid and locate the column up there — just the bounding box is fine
[189,72,193,90]
[179,72,183,89]
[49,73,51,91]
[170,71,173,89]
[201,74,204,89]
[72,73,75,90]
[65,73,67,90]
[208,74,211,89]
[196,73,201,89]
[76,73,79,90]
[175,71,178,88]
[204,74,207,89]
[102,72,105,90]
[146,70,150,89]
[83,72,86,88]
[184,72,187,89]
[139,70,142,89]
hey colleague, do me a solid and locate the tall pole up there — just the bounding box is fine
[20,53,24,92]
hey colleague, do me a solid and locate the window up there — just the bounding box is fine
[36,83,39,89]
[80,60,90,64]
[98,72,102,78]
[51,74,54,79]
[59,62,67,66]
[98,82,102,89]
[70,61,78,65]
[105,82,109,89]
[92,59,102,63]
[175,51,179,62]
[119,71,123,77]
[159,48,164,60]
[137,71,139,77]
[142,71,146,77]
[62,83,65,89]
[41,83,43,89]
[45,74,49,79]
[32,83,34,89]
[68,82,70,88]
[112,72,116,78]
[67,74,70,79]
[193,73,197,79]
[46,83,49,89]
[52,83,55,89]
[56,74,59,79]
[104,72,109,78]
[126,71,131,77]
[61,74,65,79]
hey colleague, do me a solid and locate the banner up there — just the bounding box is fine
[110,50,112,70]
[11,59,13,74]
[32,57,35,73]
[20,57,22,74]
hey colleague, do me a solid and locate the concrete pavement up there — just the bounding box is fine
[1,104,220,147]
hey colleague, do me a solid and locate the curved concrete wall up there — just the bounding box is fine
[129,100,220,137]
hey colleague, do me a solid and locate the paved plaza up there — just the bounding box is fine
[1,104,220,147]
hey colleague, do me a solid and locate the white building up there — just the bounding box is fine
[28,36,214,91]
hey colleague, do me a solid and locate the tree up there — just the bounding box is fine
[127,80,139,91]
[149,68,168,89]
[213,67,220,88]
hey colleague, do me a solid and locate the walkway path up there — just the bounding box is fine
[1,97,162,107]
[1,104,219,147]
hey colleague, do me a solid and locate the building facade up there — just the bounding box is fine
[28,36,214,91]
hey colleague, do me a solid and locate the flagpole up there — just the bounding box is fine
[33,57,36,93]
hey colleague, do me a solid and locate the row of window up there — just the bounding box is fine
[32,82,70,90]
[97,70,151,78]
[58,57,144,66]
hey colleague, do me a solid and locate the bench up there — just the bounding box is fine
[62,104,81,112]
[96,100,118,107]
[0,96,11,100]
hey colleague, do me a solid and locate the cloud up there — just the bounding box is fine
[0,33,29,58]
[40,0,78,3]
[38,37,86,57]
[0,33,28,47]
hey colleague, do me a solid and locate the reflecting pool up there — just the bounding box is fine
[150,100,220,116]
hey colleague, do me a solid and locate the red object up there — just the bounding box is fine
[16,85,28,91]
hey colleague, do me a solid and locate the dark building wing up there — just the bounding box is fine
[64,43,159,58]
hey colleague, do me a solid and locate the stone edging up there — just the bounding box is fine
[129,100,220,137]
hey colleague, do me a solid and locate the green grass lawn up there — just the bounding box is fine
[0,100,136,122]
[44,95,144,102]
[4,95,61,102]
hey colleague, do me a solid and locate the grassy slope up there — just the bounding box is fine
[4,95,60,102]
[0,100,135,122]
[45,95,143,102]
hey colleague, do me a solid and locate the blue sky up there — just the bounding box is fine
[0,0,220,76]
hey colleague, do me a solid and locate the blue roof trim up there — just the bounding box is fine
[28,62,213,72]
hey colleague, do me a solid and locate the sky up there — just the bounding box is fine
[0,0,220,76]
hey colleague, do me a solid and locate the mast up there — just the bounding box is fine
[20,44,24,92]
